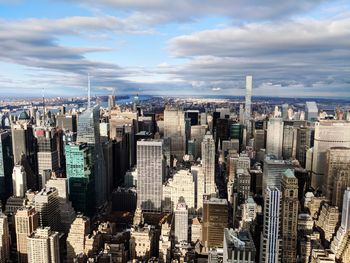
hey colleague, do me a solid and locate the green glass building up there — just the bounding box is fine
[65,143,95,215]
[230,123,243,147]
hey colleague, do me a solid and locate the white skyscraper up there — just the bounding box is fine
[260,187,282,263]
[201,132,216,195]
[137,139,164,213]
[266,118,284,159]
[331,187,350,254]
[174,202,188,243]
[305,101,318,121]
[12,164,27,197]
[245,75,252,122]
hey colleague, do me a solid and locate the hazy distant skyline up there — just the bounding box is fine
[0,0,350,97]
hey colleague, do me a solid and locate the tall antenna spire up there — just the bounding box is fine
[88,73,91,109]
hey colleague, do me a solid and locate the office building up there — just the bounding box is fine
[77,105,107,207]
[324,147,350,208]
[66,215,90,261]
[295,125,314,168]
[311,120,350,190]
[202,132,216,195]
[0,131,13,202]
[108,94,115,110]
[11,118,37,190]
[12,164,27,197]
[223,228,256,263]
[0,212,10,262]
[27,227,60,263]
[36,127,59,188]
[245,76,252,131]
[305,101,318,121]
[15,206,39,263]
[315,203,339,242]
[262,156,293,195]
[260,187,282,263]
[164,106,186,159]
[191,217,202,243]
[163,169,195,212]
[254,129,265,152]
[202,197,228,248]
[137,139,164,213]
[190,125,207,159]
[34,187,60,232]
[282,123,294,159]
[281,170,298,263]
[266,118,283,158]
[331,188,350,257]
[191,165,205,211]
[45,177,75,233]
[174,202,188,243]
[65,143,95,215]
[129,225,155,261]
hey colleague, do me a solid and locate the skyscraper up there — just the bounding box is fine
[0,212,10,262]
[164,106,186,159]
[12,164,27,197]
[305,101,318,121]
[66,215,90,261]
[324,147,350,208]
[15,206,39,263]
[0,131,13,202]
[34,187,60,232]
[137,139,164,213]
[260,187,282,263]
[281,170,298,263]
[108,94,115,110]
[77,105,107,207]
[266,118,283,158]
[202,132,216,195]
[202,197,228,248]
[311,120,350,190]
[65,143,95,215]
[174,202,188,243]
[27,227,60,263]
[245,75,252,126]
[331,188,350,256]
[35,127,59,188]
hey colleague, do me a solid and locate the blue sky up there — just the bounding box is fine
[0,0,350,97]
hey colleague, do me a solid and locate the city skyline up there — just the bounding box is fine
[1,1,350,97]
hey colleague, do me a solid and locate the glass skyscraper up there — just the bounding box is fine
[65,143,95,215]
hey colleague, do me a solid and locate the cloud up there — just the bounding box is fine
[73,0,326,22]
[163,16,350,96]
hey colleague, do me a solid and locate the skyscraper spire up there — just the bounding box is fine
[87,73,91,109]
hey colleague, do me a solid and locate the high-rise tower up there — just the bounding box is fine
[245,75,252,123]
[201,132,216,195]
[137,139,164,213]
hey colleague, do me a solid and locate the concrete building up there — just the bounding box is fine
[223,228,256,263]
[12,164,27,197]
[191,165,205,211]
[191,217,202,243]
[324,147,350,208]
[240,196,259,229]
[129,225,155,261]
[281,170,298,263]
[34,187,60,232]
[45,177,75,233]
[260,187,282,263]
[163,169,195,212]
[137,139,164,213]
[174,202,188,243]
[266,118,283,159]
[15,206,39,263]
[27,227,60,263]
[311,120,350,190]
[202,197,228,249]
[202,132,216,195]
[66,215,90,262]
[0,130,13,202]
[315,203,340,242]
[0,212,10,262]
